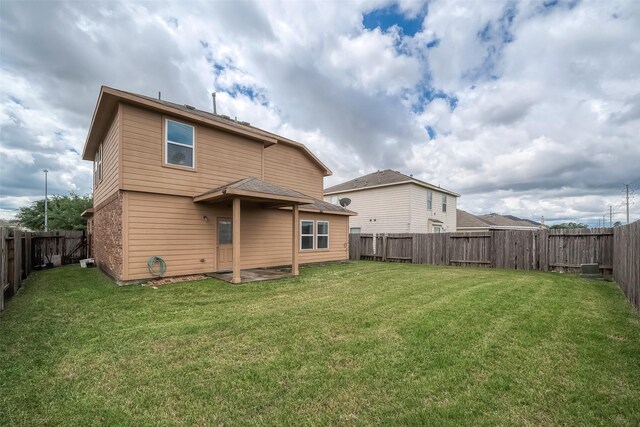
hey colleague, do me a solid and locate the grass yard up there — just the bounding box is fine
[1,262,640,426]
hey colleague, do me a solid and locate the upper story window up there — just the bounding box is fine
[427,190,433,210]
[301,220,314,250]
[317,221,329,249]
[94,143,103,185]
[442,195,447,213]
[165,119,195,168]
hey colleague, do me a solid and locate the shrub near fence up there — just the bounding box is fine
[0,228,86,312]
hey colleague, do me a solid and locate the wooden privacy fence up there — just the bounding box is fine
[613,221,640,311]
[350,228,615,273]
[351,225,640,310]
[1,228,86,312]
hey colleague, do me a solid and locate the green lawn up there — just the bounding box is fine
[1,262,639,426]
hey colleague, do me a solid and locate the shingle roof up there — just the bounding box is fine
[456,209,490,228]
[195,177,355,215]
[457,210,544,229]
[299,198,355,215]
[324,169,459,196]
[197,177,312,200]
[478,213,542,228]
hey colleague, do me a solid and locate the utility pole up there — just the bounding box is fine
[625,183,630,224]
[609,205,613,227]
[602,215,606,228]
[43,169,48,231]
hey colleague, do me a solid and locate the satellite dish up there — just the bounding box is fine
[339,198,351,207]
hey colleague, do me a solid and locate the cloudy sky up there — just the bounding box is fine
[1,0,639,225]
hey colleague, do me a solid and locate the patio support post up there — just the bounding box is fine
[292,204,299,276]
[232,198,241,284]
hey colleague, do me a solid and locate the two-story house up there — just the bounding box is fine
[82,86,354,284]
[324,170,458,234]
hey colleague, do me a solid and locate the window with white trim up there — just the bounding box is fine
[94,143,103,185]
[301,220,314,250]
[316,221,329,249]
[350,227,361,234]
[165,119,195,167]
[442,195,447,213]
[427,190,433,210]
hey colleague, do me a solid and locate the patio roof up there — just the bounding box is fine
[80,208,94,218]
[193,177,314,205]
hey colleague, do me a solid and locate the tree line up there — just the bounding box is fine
[14,193,92,231]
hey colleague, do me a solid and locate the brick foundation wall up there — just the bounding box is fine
[87,218,94,257]
[93,191,123,280]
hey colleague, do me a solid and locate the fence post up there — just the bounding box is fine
[382,234,387,262]
[411,235,416,263]
[1,227,5,312]
[13,228,22,293]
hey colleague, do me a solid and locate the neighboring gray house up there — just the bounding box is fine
[324,169,459,234]
[456,209,547,232]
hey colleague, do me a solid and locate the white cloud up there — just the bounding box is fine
[0,0,639,225]
[327,28,423,95]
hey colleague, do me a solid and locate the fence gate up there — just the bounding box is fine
[31,231,87,267]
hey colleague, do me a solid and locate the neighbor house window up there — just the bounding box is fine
[301,220,314,250]
[94,143,103,185]
[442,195,447,213]
[427,190,433,210]
[350,227,361,234]
[165,119,195,168]
[316,221,329,249]
[434,225,442,234]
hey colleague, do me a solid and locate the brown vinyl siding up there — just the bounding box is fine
[125,191,222,280]
[93,110,120,206]
[124,193,348,281]
[120,104,263,197]
[240,206,348,269]
[264,143,324,199]
[298,212,349,264]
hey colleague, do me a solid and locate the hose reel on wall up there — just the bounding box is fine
[147,256,167,277]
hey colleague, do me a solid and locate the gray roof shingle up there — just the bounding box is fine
[457,210,544,229]
[456,209,491,228]
[197,177,312,200]
[324,169,458,196]
[196,177,355,215]
[478,213,543,228]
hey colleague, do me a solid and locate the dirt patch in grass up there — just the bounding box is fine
[145,274,208,287]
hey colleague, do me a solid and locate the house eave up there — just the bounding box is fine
[193,188,313,205]
[325,180,460,197]
[83,86,279,161]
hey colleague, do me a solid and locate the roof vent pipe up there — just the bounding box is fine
[212,92,217,115]
[158,91,161,100]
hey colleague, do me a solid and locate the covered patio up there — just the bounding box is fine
[193,177,313,284]
[206,267,293,284]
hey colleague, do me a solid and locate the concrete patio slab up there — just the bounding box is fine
[207,268,293,284]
